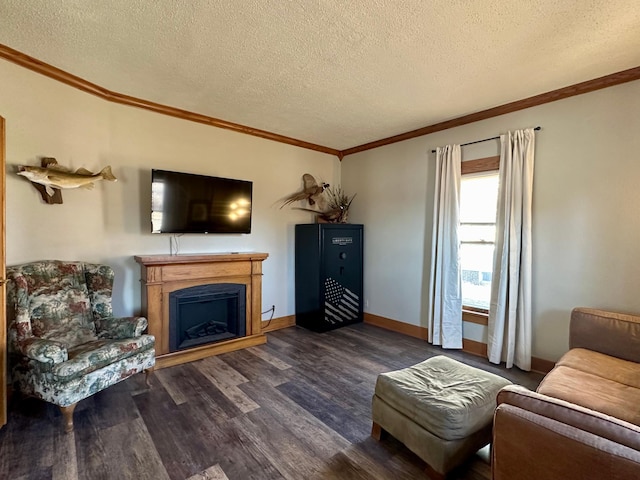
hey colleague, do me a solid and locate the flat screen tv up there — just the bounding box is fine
[151,169,252,234]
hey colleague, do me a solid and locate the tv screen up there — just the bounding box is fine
[151,169,252,234]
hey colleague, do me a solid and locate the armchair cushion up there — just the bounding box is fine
[83,263,116,319]
[11,261,98,349]
[13,346,155,408]
[19,337,68,364]
[53,335,155,382]
[95,316,148,339]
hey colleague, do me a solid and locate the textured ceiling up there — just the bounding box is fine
[0,0,639,150]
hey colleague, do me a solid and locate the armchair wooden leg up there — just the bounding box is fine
[144,368,154,388]
[60,403,77,434]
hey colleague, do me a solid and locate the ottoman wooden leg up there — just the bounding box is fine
[371,422,382,440]
[371,422,387,441]
[424,463,446,480]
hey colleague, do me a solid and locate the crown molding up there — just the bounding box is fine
[0,43,341,158]
[1,43,639,161]
[340,65,640,157]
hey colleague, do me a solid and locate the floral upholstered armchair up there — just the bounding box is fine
[6,260,155,432]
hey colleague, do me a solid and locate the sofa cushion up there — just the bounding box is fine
[52,335,155,382]
[374,355,511,440]
[570,308,640,363]
[556,348,640,389]
[538,365,640,426]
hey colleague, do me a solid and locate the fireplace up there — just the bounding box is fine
[135,252,268,368]
[169,283,246,352]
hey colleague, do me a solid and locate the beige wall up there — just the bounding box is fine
[3,54,640,363]
[342,79,640,362]
[0,59,340,318]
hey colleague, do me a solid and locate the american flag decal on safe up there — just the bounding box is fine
[324,277,360,324]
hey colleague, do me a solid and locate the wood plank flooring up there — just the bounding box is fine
[0,324,544,479]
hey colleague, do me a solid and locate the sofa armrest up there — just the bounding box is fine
[570,308,640,363]
[493,402,640,480]
[18,338,68,365]
[497,385,640,450]
[96,316,148,339]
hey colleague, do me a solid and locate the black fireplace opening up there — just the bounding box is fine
[169,283,246,352]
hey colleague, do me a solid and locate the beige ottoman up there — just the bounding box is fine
[371,355,511,479]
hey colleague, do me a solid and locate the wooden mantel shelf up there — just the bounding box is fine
[134,252,269,369]
[134,252,269,265]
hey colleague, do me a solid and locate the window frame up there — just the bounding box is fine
[460,156,500,325]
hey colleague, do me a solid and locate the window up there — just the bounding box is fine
[460,158,500,313]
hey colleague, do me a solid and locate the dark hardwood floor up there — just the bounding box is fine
[0,324,544,480]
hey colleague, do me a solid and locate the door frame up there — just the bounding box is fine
[1,116,6,427]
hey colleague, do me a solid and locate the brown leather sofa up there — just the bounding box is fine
[492,308,640,479]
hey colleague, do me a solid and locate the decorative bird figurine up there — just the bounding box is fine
[280,173,329,208]
[294,186,356,223]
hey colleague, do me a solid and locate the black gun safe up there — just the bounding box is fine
[295,223,363,332]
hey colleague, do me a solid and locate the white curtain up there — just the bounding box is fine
[428,145,462,349]
[488,128,536,370]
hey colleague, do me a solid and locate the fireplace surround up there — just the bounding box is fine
[135,252,268,368]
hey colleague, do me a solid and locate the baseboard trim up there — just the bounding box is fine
[363,312,555,374]
[531,356,556,374]
[363,313,428,340]
[262,315,296,333]
[462,338,488,357]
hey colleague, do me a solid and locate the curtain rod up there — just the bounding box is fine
[430,126,541,153]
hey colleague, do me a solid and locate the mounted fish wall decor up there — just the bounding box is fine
[16,157,117,204]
